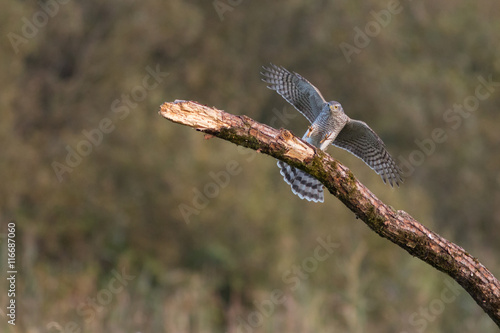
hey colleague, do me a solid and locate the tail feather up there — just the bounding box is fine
[277,161,324,203]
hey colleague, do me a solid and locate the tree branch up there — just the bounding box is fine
[159,100,500,327]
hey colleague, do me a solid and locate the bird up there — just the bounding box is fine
[261,64,402,203]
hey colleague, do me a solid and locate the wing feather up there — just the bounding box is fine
[261,64,326,124]
[333,120,403,186]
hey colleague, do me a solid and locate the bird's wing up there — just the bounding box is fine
[261,64,327,124]
[332,119,403,186]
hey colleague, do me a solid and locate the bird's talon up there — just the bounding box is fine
[306,126,313,138]
[320,134,330,143]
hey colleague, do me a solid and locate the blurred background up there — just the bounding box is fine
[1,0,500,332]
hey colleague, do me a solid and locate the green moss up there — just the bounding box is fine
[345,171,358,197]
[309,154,328,176]
[365,205,386,233]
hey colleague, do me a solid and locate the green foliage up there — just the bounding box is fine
[1,0,499,332]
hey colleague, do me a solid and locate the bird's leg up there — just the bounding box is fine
[320,133,332,144]
[306,125,314,138]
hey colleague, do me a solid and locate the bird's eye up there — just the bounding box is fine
[334,105,339,110]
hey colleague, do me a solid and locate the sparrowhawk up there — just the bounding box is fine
[261,64,402,202]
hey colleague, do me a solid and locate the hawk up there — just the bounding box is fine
[261,64,402,202]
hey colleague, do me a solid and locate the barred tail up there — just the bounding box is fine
[277,161,324,203]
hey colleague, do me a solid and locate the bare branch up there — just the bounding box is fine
[159,100,500,327]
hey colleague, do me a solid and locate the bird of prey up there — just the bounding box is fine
[261,64,402,202]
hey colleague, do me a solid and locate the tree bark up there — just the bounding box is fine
[159,100,500,327]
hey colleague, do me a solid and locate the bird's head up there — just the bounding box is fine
[327,101,344,114]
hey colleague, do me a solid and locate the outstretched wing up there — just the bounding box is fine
[333,119,403,186]
[261,64,327,124]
